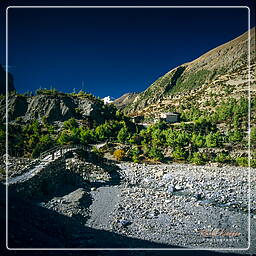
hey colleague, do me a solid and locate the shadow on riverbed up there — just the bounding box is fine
[0,184,246,255]
[85,154,122,187]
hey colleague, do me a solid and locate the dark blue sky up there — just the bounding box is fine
[1,2,255,98]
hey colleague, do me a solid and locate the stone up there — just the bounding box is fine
[155,170,164,178]
[120,219,132,228]
[195,193,203,200]
[162,173,172,181]
[167,185,175,193]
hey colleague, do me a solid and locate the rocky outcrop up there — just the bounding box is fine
[1,93,109,123]
[0,64,15,94]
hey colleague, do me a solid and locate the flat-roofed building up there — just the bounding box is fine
[159,112,179,123]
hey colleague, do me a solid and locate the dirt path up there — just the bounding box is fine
[86,185,120,230]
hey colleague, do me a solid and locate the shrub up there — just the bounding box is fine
[214,152,231,163]
[117,126,130,143]
[94,121,123,141]
[80,128,95,144]
[189,152,206,165]
[235,157,248,167]
[172,146,188,160]
[63,118,78,130]
[149,146,164,161]
[57,131,71,145]
[228,129,243,143]
[130,146,141,163]
[128,133,142,145]
[191,133,205,148]
[36,88,59,96]
[32,134,54,158]
[92,146,104,158]
[113,149,126,161]
[205,132,222,148]
[251,159,256,168]
[251,127,256,145]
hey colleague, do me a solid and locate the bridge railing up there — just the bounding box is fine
[39,144,91,160]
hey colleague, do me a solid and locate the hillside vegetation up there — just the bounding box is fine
[120,27,255,115]
[1,28,255,168]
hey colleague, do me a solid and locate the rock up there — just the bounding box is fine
[174,185,182,191]
[195,193,203,200]
[162,173,172,181]
[167,185,175,193]
[155,170,164,178]
[119,219,132,228]
[143,177,152,183]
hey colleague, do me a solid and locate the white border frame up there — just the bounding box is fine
[5,5,251,251]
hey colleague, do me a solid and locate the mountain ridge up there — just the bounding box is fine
[116,27,255,116]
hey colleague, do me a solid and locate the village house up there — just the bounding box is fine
[156,112,179,123]
[131,115,144,124]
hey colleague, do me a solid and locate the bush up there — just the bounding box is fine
[113,149,126,161]
[149,146,164,161]
[251,127,256,145]
[36,88,59,96]
[63,118,78,130]
[128,133,142,145]
[235,157,248,167]
[117,126,130,143]
[214,152,231,163]
[130,146,141,163]
[172,147,188,160]
[251,159,256,168]
[92,146,104,158]
[189,152,206,165]
[205,132,222,148]
[228,129,243,143]
[32,134,54,158]
[80,128,95,144]
[191,133,205,148]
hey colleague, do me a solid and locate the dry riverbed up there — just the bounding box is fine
[85,162,255,252]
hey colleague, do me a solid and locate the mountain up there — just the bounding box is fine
[0,91,112,124]
[0,65,15,94]
[113,92,139,109]
[122,27,256,117]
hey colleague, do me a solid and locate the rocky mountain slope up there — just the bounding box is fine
[0,91,112,124]
[121,27,255,117]
[113,92,139,109]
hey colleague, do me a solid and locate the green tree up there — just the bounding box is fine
[191,133,205,148]
[130,146,142,163]
[32,134,54,158]
[251,127,256,146]
[80,128,95,144]
[117,126,130,143]
[205,132,222,148]
[228,129,243,143]
[172,146,188,160]
[189,152,206,165]
[149,146,164,161]
[63,118,78,130]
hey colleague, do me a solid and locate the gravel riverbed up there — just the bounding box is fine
[85,162,255,252]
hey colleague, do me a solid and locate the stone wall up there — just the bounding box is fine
[8,151,111,200]
[8,158,85,200]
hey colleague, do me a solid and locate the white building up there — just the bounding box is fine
[159,112,179,123]
[102,96,115,104]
